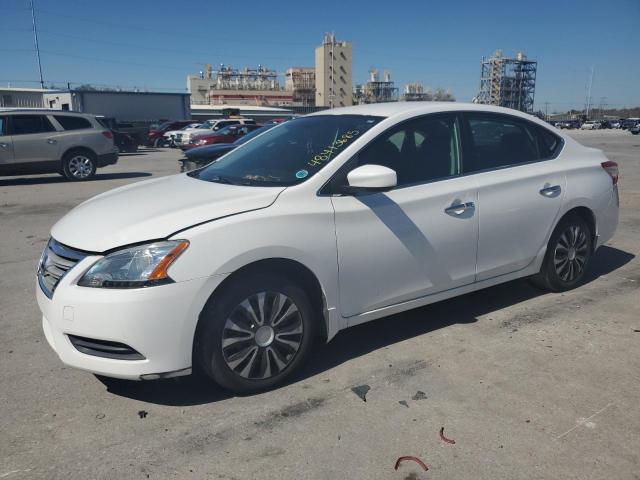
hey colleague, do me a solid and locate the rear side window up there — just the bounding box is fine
[10,115,56,135]
[463,113,542,173]
[54,115,92,130]
[0,117,6,135]
[535,126,563,159]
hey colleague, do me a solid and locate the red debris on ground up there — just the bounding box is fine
[439,426,456,444]
[394,456,429,472]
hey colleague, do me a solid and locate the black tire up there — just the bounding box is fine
[153,137,163,148]
[530,214,593,292]
[195,273,318,393]
[61,150,97,181]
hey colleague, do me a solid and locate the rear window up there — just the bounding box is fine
[54,115,93,130]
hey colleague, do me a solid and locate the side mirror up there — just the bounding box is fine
[345,164,397,193]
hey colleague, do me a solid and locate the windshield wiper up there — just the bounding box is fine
[204,175,235,185]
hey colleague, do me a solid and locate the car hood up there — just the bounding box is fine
[51,174,285,252]
[185,143,235,158]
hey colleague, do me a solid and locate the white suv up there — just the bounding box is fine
[0,110,118,180]
[36,103,619,392]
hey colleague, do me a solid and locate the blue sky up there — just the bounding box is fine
[2,0,639,112]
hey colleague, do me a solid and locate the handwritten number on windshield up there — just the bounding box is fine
[308,130,360,167]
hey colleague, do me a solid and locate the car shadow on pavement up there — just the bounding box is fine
[97,245,634,406]
[0,172,152,186]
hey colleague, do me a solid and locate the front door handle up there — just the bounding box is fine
[540,185,561,197]
[47,139,57,145]
[445,201,475,216]
[0,142,8,148]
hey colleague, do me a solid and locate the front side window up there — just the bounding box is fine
[10,115,56,135]
[54,115,92,130]
[354,113,461,186]
[191,115,382,186]
[0,117,6,136]
[463,113,541,173]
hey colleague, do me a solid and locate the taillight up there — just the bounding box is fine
[601,161,619,185]
[102,130,113,140]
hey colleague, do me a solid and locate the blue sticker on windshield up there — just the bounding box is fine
[296,169,309,179]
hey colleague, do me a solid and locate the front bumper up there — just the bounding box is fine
[36,255,225,380]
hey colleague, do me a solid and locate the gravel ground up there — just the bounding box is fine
[1,130,639,480]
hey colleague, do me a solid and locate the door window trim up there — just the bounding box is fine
[319,112,465,196]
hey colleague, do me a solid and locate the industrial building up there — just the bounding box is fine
[0,87,48,109]
[43,89,191,121]
[353,69,398,104]
[476,50,537,113]
[315,33,353,108]
[188,64,293,107]
[285,67,316,106]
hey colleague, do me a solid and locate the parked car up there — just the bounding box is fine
[181,124,263,151]
[580,121,601,130]
[163,123,201,148]
[36,103,619,392]
[621,118,640,130]
[556,120,580,129]
[610,120,623,129]
[146,120,194,147]
[599,120,612,129]
[0,110,118,180]
[630,123,640,135]
[179,124,276,172]
[177,118,256,146]
[96,117,137,153]
[96,117,148,145]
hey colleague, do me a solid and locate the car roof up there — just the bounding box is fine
[0,108,94,117]
[307,102,546,124]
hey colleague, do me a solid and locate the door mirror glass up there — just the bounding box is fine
[346,164,397,192]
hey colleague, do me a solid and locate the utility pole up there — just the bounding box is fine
[544,101,550,120]
[584,65,594,119]
[30,0,45,89]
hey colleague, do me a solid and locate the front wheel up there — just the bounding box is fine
[62,151,96,181]
[530,214,593,291]
[195,273,317,393]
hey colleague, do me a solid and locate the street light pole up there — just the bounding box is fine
[30,0,45,89]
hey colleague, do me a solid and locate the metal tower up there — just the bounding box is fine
[477,50,537,113]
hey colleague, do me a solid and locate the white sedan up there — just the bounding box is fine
[581,121,601,130]
[37,103,619,392]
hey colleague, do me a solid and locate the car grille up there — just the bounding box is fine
[38,238,87,298]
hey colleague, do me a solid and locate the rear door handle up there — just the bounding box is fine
[0,142,8,148]
[540,185,561,197]
[445,201,475,216]
[47,139,57,145]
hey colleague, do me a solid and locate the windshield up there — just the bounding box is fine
[190,115,383,186]
[198,120,215,129]
[233,125,274,145]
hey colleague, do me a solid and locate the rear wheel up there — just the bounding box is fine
[62,151,96,181]
[530,214,592,291]
[195,273,317,393]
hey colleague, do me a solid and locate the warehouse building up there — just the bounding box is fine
[0,87,47,109]
[43,89,191,121]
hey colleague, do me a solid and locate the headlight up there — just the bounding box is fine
[77,240,189,289]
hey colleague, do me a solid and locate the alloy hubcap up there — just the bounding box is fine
[554,225,588,282]
[221,292,303,380]
[68,156,93,178]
